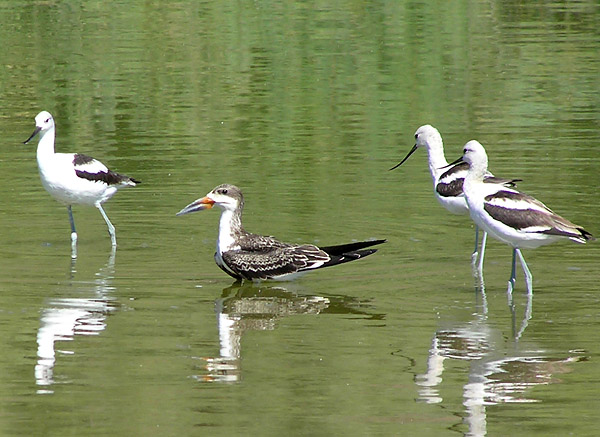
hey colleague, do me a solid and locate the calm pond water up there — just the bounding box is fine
[1,1,599,436]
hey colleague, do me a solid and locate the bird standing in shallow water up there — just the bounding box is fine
[449,140,593,294]
[390,125,520,271]
[24,111,140,257]
[177,184,385,281]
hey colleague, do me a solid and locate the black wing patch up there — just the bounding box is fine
[483,190,550,231]
[75,169,134,185]
[484,176,521,187]
[73,154,140,186]
[484,202,589,240]
[436,162,468,197]
[483,190,591,240]
[318,239,385,255]
[437,163,520,198]
[436,178,464,197]
[73,154,96,166]
[439,161,468,181]
[485,190,549,209]
[484,203,550,231]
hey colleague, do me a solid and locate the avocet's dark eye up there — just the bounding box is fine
[221,188,228,194]
[45,118,51,123]
[414,133,418,139]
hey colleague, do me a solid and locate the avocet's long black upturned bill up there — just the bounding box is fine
[176,184,385,281]
[24,111,140,252]
[390,125,520,270]
[450,140,594,294]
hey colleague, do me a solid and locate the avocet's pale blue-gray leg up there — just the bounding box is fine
[507,248,517,297]
[96,203,117,247]
[471,226,487,271]
[471,226,480,265]
[516,248,532,294]
[472,235,487,312]
[67,205,77,258]
[478,230,487,272]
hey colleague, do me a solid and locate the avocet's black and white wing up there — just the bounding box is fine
[483,189,593,243]
[436,161,520,199]
[73,154,140,186]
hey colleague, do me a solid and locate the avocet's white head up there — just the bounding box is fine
[24,111,55,144]
[390,124,443,171]
[176,184,244,216]
[414,124,443,150]
[461,140,488,169]
[445,140,489,180]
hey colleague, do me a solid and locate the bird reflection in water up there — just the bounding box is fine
[475,268,532,341]
[415,310,585,436]
[196,281,382,383]
[35,250,119,393]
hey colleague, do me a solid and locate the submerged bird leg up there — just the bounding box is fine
[67,205,78,258]
[97,203,117,247]
[67,205,77,237]
[473,269,488,315]
[515,290,533,341]
[516,248,533,294]
[471,226,487,276]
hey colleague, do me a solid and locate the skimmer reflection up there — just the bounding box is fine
[195,282,382,383]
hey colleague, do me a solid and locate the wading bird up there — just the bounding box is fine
[177,184,385,281]
[448,140,593,294]
[24,111,140,256]
[390,125,519,271]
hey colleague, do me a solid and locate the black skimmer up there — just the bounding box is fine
[390,124,520,271]
[448,140,593,294]
[24,111,140,256]
[176,184,385,281]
